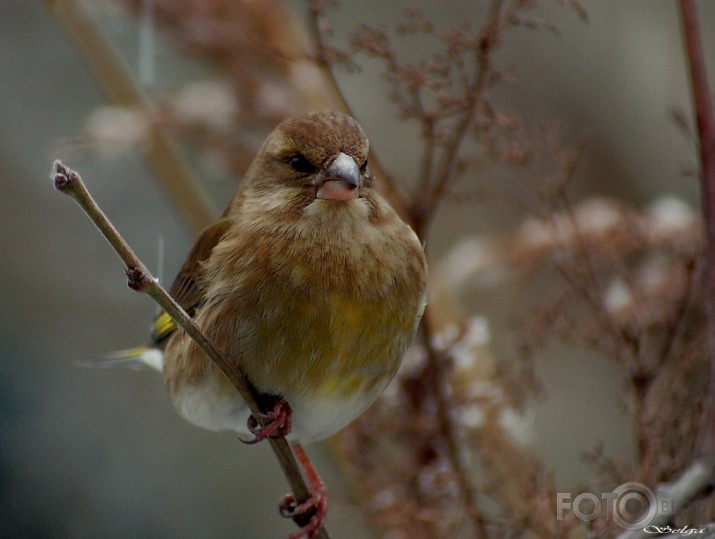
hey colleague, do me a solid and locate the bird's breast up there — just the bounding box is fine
[166,196,426,440]
[241,281,413,399]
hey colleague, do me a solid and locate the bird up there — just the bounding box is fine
[108,110,427,537]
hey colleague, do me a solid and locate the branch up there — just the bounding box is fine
[413,99,436,203]
[52,161,329,539]
[402,4,510,530]
[306,1,356,127]
[615,459,715,539]
[679,0,715,454]
[53,0,217,233]
[419,306,490,538]
[411,0,503,238]
[306,1,409,213]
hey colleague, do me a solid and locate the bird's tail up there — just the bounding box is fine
[76,347,164,372]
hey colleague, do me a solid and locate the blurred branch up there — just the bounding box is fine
[616,459,715,539]
[679,0,715,455]
[420,306,490,538]
[609,4,715,535]
[411,0,502,237]
[306,0,409,212]
[51,161,329,539]
[306,1,355,121]
[53,0,217,232]
[402,4,513,536]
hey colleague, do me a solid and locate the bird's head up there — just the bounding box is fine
[238,110,373,210]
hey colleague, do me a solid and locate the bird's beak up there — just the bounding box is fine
[316,152,360,201]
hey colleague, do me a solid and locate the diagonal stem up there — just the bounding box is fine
[52,160,330,539]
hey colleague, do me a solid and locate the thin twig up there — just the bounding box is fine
[413,94,436,202]
[306,1,409,213]
[52,161,329,539]
[412,0,503,237]
[679,0,715,455]
[53,0,217,232]
[306,1,356,125]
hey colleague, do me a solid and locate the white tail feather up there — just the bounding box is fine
[77,347,164,372]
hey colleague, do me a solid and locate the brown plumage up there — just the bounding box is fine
[154,110,427,443]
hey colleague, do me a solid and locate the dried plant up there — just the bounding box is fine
[55,0,715,537]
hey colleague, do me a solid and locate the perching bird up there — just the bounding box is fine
[111,110,427,537]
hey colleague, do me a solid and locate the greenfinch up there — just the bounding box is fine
[123,110,427,443]
[113,110,427,537]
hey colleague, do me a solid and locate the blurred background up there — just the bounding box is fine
[1,0,712,537]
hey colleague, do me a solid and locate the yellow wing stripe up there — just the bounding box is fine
[152,311,177,343]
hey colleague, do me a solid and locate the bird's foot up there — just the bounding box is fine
[280,443,327,539]
[243,396,292,444]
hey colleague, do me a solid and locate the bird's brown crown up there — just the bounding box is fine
[275,110,369,168]
[241,110,372,196]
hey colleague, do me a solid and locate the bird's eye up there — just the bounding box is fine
[288,154,317,175]
[360,158,369,173]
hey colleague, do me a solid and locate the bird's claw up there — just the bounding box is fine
[241,404,327,538]
[279,485,327,539]
[280,443,327,539]
[242,397,292,444]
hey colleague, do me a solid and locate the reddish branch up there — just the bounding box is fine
[679,0,715,455]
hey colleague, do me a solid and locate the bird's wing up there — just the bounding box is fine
[151,218,232,345]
